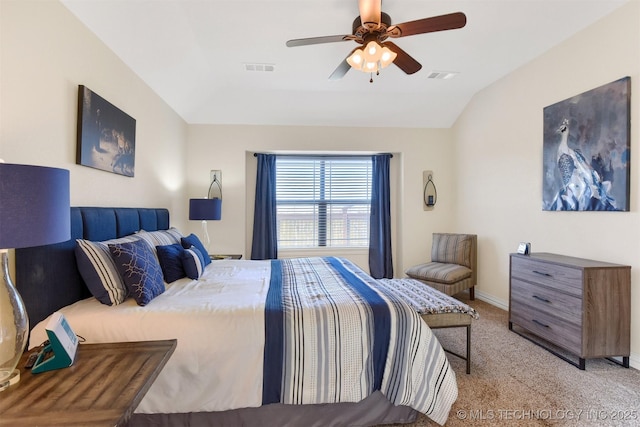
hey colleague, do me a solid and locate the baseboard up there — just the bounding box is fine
[629,352,640,370]
[474,290,508,311]
[474,290,640,370]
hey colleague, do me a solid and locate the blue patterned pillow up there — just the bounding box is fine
[156,243,187,283]
[75,235,139,305]
[109,239,165,306]
[181,234,211,266]
[181,245,206,279]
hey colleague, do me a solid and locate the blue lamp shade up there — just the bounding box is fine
[189,198,221,221]
[0,163,71,249]
[0,163,70,390]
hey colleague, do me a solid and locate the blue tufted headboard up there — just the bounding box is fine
[15,207,170,331]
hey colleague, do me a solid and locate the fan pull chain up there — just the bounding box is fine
[369,69,381,83]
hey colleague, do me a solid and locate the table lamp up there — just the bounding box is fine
[188,198,221,251]
[189,172,222,251]
[0,163,70,390]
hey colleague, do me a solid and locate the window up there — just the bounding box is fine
[276,156,372,248]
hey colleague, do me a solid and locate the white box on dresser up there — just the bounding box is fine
[509,252,631,370]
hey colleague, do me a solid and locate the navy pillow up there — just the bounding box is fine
[181,234,211,266]
[109,239,165,306]
[156,243,187,283]
[181,245,206,279]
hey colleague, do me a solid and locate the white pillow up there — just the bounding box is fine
[136,227,183,249]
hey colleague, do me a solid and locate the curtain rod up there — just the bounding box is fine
[253,152,393,158]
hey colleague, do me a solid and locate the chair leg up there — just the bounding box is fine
[466,324,471,374]
[469,286,475,300]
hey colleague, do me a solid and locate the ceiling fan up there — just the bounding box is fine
[286,0,467,81]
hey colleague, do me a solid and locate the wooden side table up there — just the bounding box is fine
[0,339,176,427]
[210,254,242,260]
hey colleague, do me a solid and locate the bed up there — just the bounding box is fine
[16,207,458,427]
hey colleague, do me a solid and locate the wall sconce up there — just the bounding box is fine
[207,170,222,201]
[189,170,222,250]
[423,170,437,211]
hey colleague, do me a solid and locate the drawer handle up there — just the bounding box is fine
[532,270,552,277]
[532,295,551,304]
[532,319,549,328]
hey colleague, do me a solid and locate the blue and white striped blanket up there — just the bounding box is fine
[262,257,458,425]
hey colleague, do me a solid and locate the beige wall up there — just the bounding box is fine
[453,2,640,364]
[0,0,188,224]
[187,124,456,272]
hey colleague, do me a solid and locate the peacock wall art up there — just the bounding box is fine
[542,77,630,211]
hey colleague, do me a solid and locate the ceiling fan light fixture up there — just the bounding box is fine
[380,46,397,66]
[366,41,378,56]
[347,49,364,67]
[364,41,382,62]
[286,7,467,81]
[347,41,396,74]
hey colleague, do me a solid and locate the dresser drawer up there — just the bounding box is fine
[511,278,582,324]
[511,256,582,297]
[510,300,581,354]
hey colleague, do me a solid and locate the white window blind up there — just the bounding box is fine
[276,156,372,248]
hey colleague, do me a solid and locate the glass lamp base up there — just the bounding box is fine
[0,251,29,389]
[0,369,20,392]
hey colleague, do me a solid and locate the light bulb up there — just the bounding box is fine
[364,41,382,62]
[379,46,397,68]
[347,48,366,70]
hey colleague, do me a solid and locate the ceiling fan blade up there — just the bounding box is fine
[328,53,354,80]
[388,12,466,38]
[385,41,422,74]
[358,0,381,27]
[286,34,353,47]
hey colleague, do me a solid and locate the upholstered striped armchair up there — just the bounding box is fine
[405,233,477,300]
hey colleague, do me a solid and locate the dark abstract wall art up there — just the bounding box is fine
[77,85,136,177]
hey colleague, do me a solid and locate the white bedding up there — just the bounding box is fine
[30,259,271,414]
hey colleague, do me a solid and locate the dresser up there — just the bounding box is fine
[509,253,630,370]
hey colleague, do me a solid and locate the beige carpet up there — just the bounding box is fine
[392,298,640,427]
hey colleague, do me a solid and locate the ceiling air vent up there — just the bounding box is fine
[244,63,275,72]
[427,71,459,80]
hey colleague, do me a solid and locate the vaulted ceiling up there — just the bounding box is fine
[61,0,628,128]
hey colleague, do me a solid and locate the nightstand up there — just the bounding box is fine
[0,339,176,427]
[210,254,242,260]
